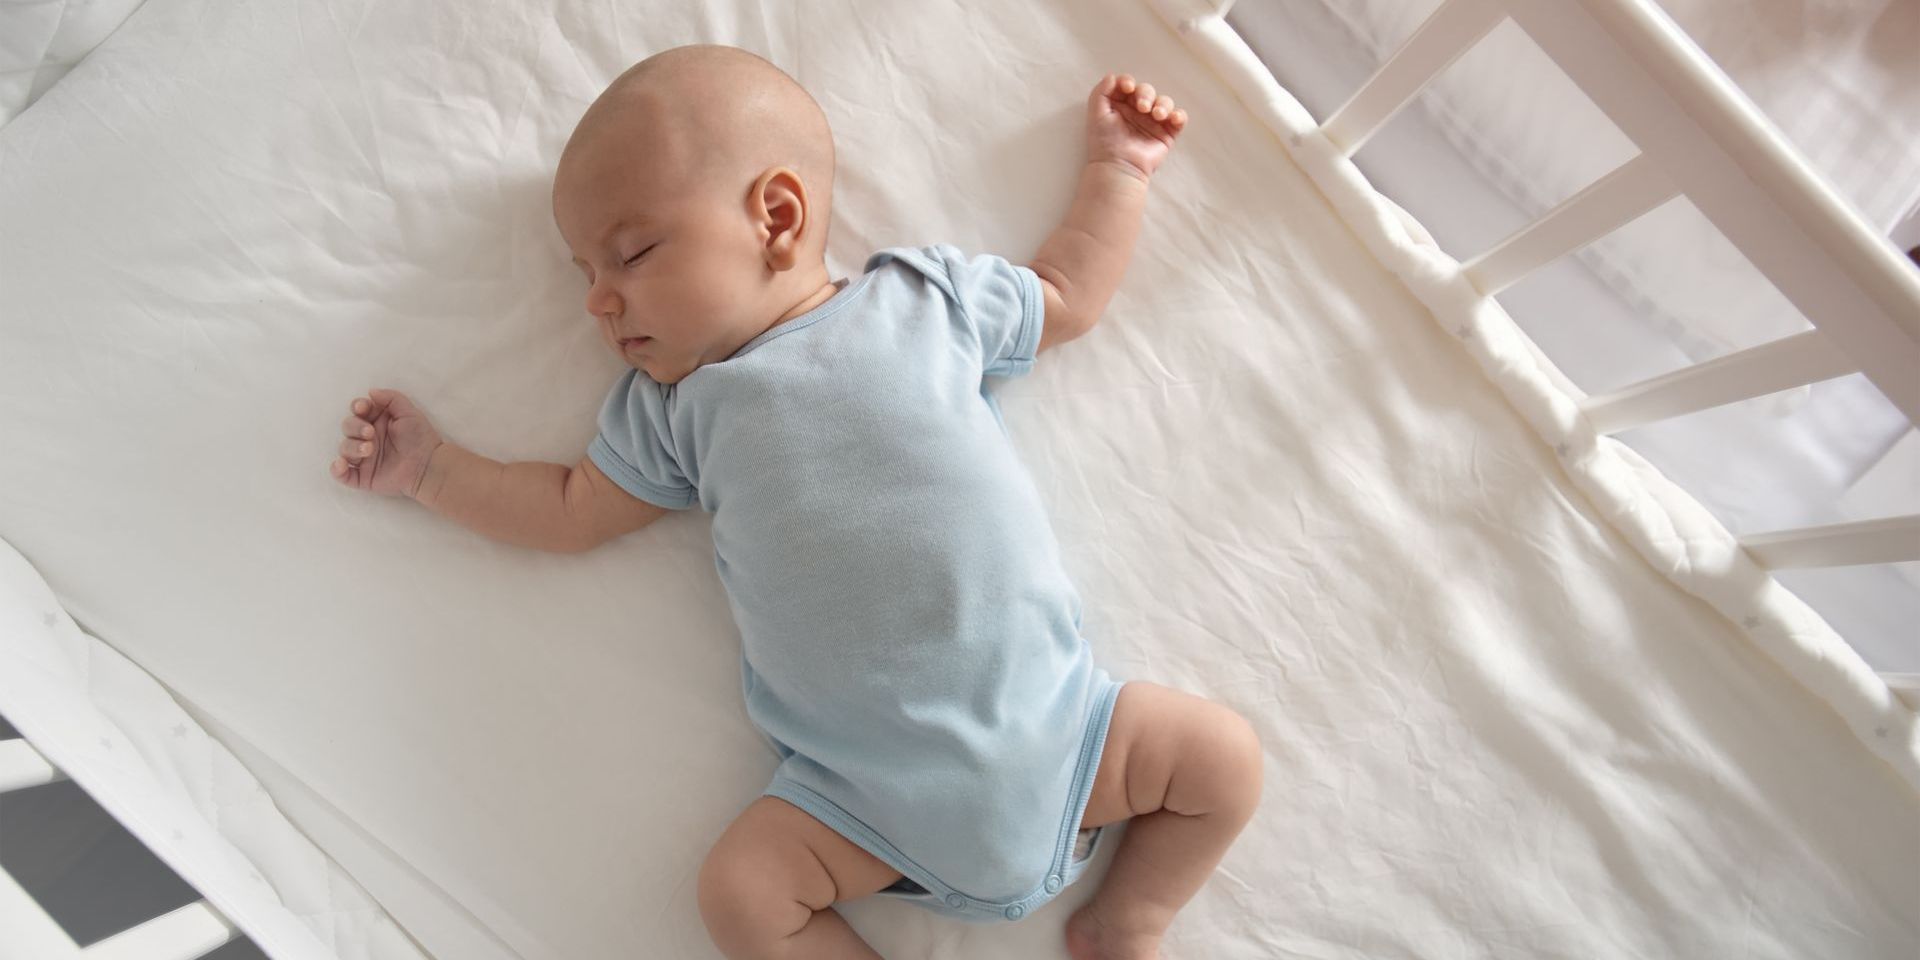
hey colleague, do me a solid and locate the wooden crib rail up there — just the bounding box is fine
[0,737,240,960]
[1506,0,1920,421]
[1205,0,1920,569]
[0,738,66,792]
[1316,0,1505,157]
[1577,330,1854,435]
[1741,516,1920,570]
[1315,0,1920,423]
[1462,153,1678,299]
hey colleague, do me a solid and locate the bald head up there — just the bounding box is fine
[558,45,834,224]
[551,46,843,385]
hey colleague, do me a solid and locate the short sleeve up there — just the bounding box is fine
[588,371,697,510]
[868,244,1045,378]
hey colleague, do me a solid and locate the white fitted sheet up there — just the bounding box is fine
[0,0,147,127]
[0,0,1915,957]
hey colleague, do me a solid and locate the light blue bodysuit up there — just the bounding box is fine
[590,245,1122,922]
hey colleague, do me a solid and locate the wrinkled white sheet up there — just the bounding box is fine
[0,0,146,126]
[0,0,1915,958]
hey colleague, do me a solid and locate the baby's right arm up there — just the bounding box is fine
[331,389,667,553]
[1029,74,1186,353]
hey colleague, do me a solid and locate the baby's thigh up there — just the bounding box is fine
[1077,681,1262,829]
[698,796,902,916]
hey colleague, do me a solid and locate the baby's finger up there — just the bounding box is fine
[350,397,373,419]
[332,458,362,488]
[342,415,373,439]
[1151,95,1174,121]
[1170,108,1188,131]
[340,437,374,461]
[1116,74,1137,97]
[1133,82,1157,112]
[367,388,406,415]
[1089,75,1119,116]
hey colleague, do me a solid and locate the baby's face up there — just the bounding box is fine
[553,146,773,385]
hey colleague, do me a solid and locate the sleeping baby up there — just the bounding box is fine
[329,45,1261,960]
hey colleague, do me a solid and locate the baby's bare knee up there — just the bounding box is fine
[1191,702,1264,823]
[696,838,790,958]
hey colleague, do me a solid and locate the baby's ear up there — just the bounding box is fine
[750,166,809,271]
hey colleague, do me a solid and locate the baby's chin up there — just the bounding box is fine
[610,343,673,382]
[634,356,693,385]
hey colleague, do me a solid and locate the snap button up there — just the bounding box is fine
[1004,904,1025,920]
[1044,875,1062,893]
[945,893,965,909]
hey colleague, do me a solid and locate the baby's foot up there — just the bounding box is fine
[1065,903,1163,960]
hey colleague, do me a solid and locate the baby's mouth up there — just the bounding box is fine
[620,336,653,350]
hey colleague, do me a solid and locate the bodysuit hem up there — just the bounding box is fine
[762,676,1125,923]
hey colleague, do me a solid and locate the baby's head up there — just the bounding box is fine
[553,45,835,384]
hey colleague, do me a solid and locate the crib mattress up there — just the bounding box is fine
[0,0,1914,958]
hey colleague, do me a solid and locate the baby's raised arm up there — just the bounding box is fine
[1030,74,1187,352]
[331,389,666,553]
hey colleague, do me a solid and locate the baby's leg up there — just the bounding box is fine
[1067,682,1264,960]
[697,796,902,960]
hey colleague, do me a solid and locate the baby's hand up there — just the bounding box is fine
[330,388,443,498]
[1085,73,1188,181]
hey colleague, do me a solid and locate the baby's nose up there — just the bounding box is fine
[585,284,623,321]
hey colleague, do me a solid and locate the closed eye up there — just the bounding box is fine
[623,244,657,267]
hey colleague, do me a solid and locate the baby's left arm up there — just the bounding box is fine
[1030,74,1187,352]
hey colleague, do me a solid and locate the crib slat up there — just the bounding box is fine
[1319,0,1506,156]
[1464,153,1677,295]
[1742,515,1920,569]
[1579,330,1853,434]
[4,855,241,960]
[0,737,67,793]
[80,901,238,960]
[0,766,241,960]
[1507,0,1920,425]
[1,865,83,958]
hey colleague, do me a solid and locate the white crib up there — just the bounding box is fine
[2,0,1915,957]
